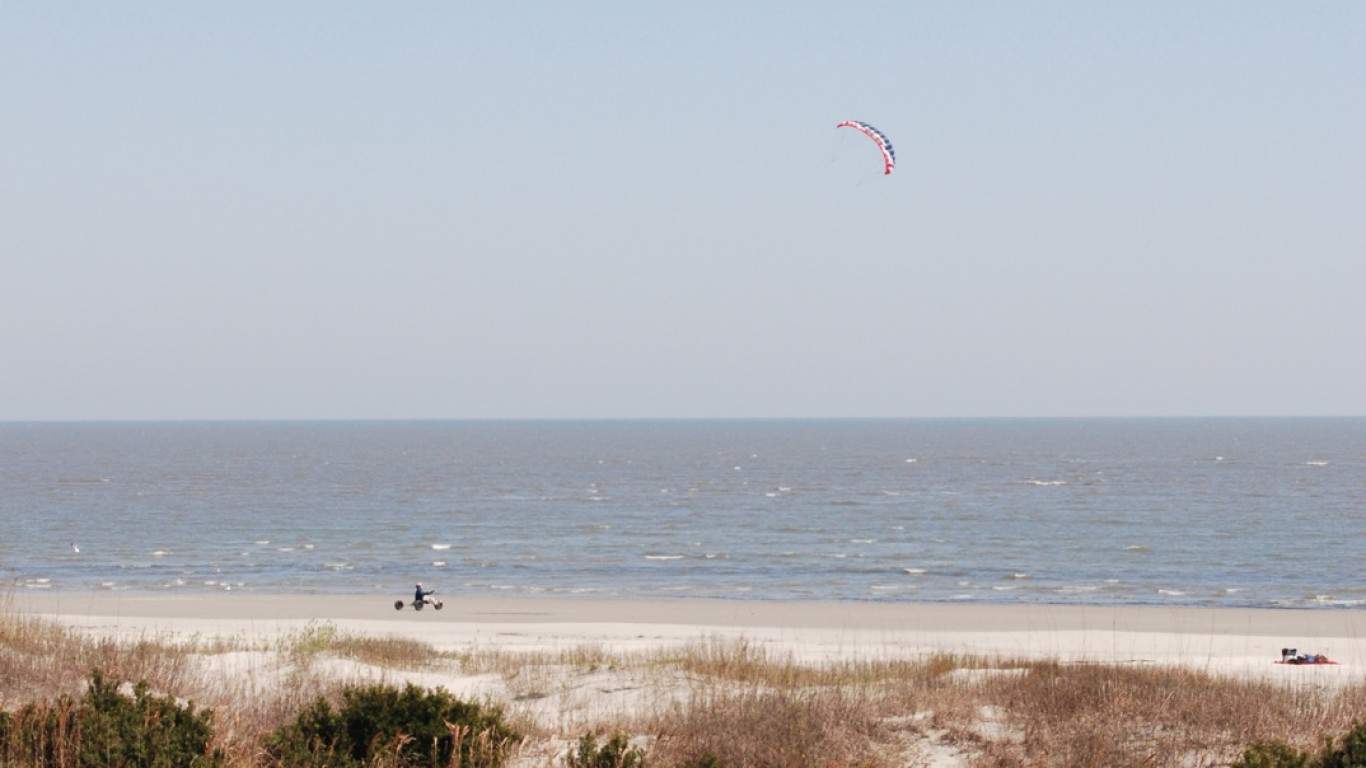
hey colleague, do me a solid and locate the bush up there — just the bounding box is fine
[265,682,519,767]
[1235,722,1366,768]
[1319,721,1366,768]
[0,670,222,768]
[564,732,646,768]
[1236,741,1312,768]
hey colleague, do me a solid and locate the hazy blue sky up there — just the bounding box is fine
[3,2,1363,419]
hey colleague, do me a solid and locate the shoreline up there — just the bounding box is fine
[13,590,1366,633]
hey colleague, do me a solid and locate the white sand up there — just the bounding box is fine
[15,592,1366,682]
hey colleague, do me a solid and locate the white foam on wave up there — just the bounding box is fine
[905,458,918,464]
[431,543,451,550]
[1125,545,1151,553]
[1008,572,1030,580]
[302,543,315,550]
[432,561,447,567]
[1158,589,1186,597]
[150,550,168,557]
[778,486,792,492]
[903,567,926,575]
[993,585,1018,591]
[1058,585,1100,593]
[1020,480,1067,487]
[765,492,778,498]
[870,584,915,592]
[644,554,684,561]
[1304,460,1329,467]
[322,562,353,571]
[276,547,294,553]
[255,540,270,545]
[849,538,876,544]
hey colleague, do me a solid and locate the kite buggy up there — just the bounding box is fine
[395,583,443,611]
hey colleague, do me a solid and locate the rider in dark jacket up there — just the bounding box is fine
[414,583,433,605]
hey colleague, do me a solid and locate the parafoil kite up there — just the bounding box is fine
[835,120,895,175]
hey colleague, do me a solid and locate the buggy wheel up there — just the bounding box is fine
[394,600,404,610]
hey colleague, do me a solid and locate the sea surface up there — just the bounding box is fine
[2,419,1363,607]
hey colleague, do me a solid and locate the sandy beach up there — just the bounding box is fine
[15,592,1366,679]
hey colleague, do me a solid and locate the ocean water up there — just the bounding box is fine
[1,419,1363,607]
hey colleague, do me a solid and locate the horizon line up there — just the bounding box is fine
[3,414,1365,425]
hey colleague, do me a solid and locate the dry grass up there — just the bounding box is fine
[960,662,1366,768]
[650,685,890,768]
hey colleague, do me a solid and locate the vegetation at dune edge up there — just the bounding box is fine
[0,671,223,768]
[563,733,647,768]
[264,683,519,768]
[1234,721,1366,768]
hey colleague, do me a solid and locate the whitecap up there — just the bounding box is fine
[903,567,926,575]
[1058,585,1101,593]
[432,561,447,567]
[1125,545,1151,553]
[1008,573,1030,580]
[778,486,792,492]
[302,543,315,550]
[882,490,902,496]
[322,562,353,571]
[1021,479,1067,487]
[644,554,684,561]
[276,547,294,553]
[99,581,115,588]
[849,538,876,544]
[765,492,778,498]
[1304,461,1329,467]
[904,458,918,463]
[150,550,168,557]
[431,543,452,550]
[993,585,1018,591]
[1158,589,1186,597]
[255,540,270,545]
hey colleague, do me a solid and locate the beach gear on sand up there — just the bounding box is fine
[1277,647,1337,665]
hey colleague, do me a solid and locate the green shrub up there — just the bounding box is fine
[564,732,646,768]
[1235,722,1366,768]
[1236,741,1311,768]
[1318,721,1366,768]
[265,682,518,767]
[0,670,222,768]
